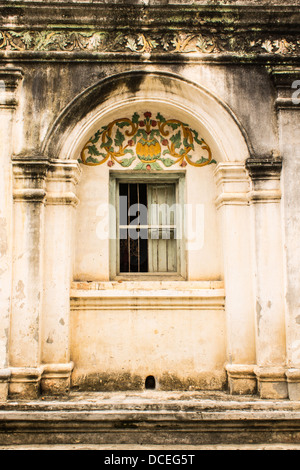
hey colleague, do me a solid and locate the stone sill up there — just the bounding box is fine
[70,281,225,310]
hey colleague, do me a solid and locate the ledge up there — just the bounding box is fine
[70,281,225,310]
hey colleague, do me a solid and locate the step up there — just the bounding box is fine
[1,391,300,447]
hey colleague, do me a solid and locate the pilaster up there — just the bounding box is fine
[9,155,49,399]
[271,68,300,401]
[41,160,81,395]
[0,67,23,401]
[214,163,256,395]
[246,156,287,399]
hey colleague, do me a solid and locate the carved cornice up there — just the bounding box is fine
[0,4,300,60]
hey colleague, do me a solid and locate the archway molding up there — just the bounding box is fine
[42,70,252,164]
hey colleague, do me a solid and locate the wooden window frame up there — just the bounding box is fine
[109,171,186,281]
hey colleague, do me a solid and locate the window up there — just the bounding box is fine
[110,172,185,279]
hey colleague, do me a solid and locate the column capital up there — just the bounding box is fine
[0,67,24,109]
[47,159,82,185]
[246,156,283,180]
[270,67,300,110]
[46,159,81,206]
[12,154,49,202]
[12,154,49,179]
[246,156,283,202]
[246,156,283,203]
[214,162,250,209]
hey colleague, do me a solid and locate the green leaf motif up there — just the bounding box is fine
[150,129,160,139]
[90,130,102,144]
[195,156,208,165]
[86,156,101,164]
[136,129,148,140]
[156,112,166,123]
[170,131,182,149]
[150,162,163,170]
[114,128,125,147]
[167,122,180,130]
[88,145,101,156]
[134,162,162,170]
[132,112,140,124]
[183,137,194,150]
[101,135,113,149]
[116,121,131,128]
[159,157,175,167]
[120,156,136,167]
[192,129,204,145]
[195,157,217,165]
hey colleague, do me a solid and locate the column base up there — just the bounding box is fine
[226,364,257,395]
[286,369,300,401]
[41,362,74,396]
[9,367,43,400]
[0,369,11,402]
[254,366,288,399]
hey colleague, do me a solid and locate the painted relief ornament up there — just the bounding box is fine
[79,112,216,170]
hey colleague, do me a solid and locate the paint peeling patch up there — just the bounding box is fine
[295,315,300,325]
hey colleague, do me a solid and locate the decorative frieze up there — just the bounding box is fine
[0,30,299,57]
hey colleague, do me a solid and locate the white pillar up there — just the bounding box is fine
[9,156,49,399]
[0,68,23,401]
[214,163,256,395]
[246,157,287,399]
[271,69,300,400]
[41,160,81,395]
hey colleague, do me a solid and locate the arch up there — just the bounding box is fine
[42,71,252,164]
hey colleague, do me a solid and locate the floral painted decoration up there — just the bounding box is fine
[79,111,216,170]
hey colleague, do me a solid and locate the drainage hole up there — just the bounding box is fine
[145,375,156,390]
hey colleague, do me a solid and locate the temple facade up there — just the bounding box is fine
[1,0,300,402]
